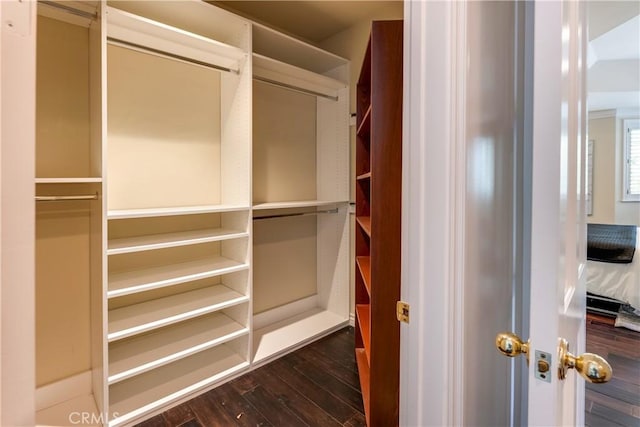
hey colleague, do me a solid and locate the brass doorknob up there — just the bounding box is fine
[496,332,529,363]
[558,338,612,383]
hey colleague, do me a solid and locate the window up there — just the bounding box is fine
[623,119,640,202]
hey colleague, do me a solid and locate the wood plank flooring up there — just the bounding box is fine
[585,320,640,427]
[134,322,639,427]
[134,327,365,427]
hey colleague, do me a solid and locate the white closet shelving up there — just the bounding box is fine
[104,2,252,425]
[34,2,105,426]
[31,1,349,426]
[250,23,350,365]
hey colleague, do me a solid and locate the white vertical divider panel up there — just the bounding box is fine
[317,86,349,202]
[91,1,108,418]
[317,207,350,316]
[220,18,252,365]
[1,1,36,425]
[220,59,251,206]
[316,83,349,317]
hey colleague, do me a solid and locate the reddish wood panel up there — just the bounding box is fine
[354,19,403,427]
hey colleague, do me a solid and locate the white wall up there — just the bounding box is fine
[588,110,640,226]
[588,114,617,223]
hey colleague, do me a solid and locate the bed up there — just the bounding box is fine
[586,224,640,330]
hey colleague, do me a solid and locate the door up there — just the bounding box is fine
[401,1,612,426]
[525,1,592,425]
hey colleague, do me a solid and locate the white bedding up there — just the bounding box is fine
[587,227,640,312]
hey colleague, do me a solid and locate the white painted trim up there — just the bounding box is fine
[400,1,460,425]
[36,371,92,412]
[349,312,355,327]
[588,109,616,119]
[107,204,250,219]
[450,2,467,425]
[35,177,102,183]
[621,118,640,202]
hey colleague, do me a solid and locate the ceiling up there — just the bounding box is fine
[210,1,638,112]
[587,2,640,112]
[211,1,402,43]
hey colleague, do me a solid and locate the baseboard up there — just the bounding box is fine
[36,371,92,411]
[349,312,355,327]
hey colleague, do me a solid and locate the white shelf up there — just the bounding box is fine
[109,344,248,427]
[36,394,100,427]
[252,23,348,75]
[108,285,248,341]
[108,229,248,255]
[108,204,249,220]
[252,308,348,364]
[108,257,249,298]
[36,177,102,184]
[109,312,248,384]
[106,6,245,72]
[253,53,346,99]
[252,200,347,210]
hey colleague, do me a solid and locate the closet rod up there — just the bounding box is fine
[253,208,339,221]
[38,1,98,20]
[35,193,99,202]
[253,76,339,102]
[107,37,239,74]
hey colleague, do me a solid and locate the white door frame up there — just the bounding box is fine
[400,1,466,425]
[401,1,531,425]
[402,0,587,425]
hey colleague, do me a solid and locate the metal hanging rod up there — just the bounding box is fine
[38,1,98,21]
[253,76,339,102]
[36,193,99,202]
[107,37,239,74]
[253,208,338,221]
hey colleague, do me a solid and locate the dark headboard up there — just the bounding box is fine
[587,223,637,264]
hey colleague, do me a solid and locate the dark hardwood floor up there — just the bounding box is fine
[133,322,639,427]
[134,327,365,427]
[585,320,640,427]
